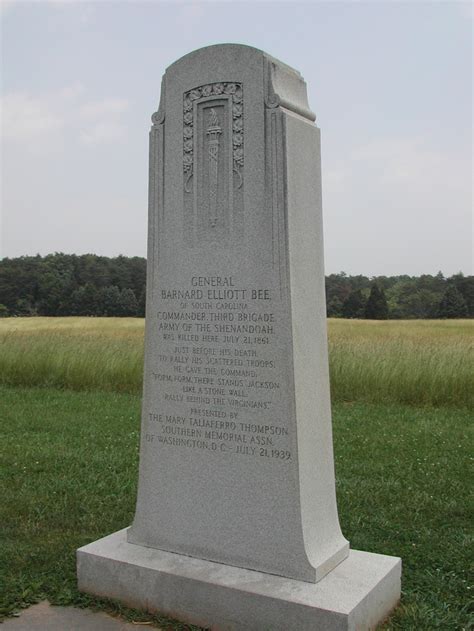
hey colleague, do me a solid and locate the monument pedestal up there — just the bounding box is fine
[78,529,400,631]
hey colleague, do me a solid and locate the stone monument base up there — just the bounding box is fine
[77,529,401,631]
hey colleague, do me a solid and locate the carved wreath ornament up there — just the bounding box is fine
[183,82,243,192]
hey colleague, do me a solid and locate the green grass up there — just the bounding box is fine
[1,318,472,627]
[0,386,201,630]
[1,386,472,629]
[0,317,472,407]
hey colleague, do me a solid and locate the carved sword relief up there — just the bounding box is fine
[183,82,244,245]
[206,108,221,228]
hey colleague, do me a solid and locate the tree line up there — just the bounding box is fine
[326,271,473,319]
[0,254,472,319]
[0,254,146,317]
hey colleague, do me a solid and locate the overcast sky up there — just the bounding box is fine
[1,0,472,276]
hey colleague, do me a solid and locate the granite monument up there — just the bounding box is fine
[77,44,401,630]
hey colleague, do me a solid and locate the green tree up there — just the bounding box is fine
[448,273,474,317]
[365,283,389,320]
[70,283,100,316]
[15,298,36,316]
[341,289,366,318]
[0,304,9,317]
[98,285,122,316]
[0,255,42,313]
[118,288,138,317]
[96,286,138,316]
[326,295,343,318]
[137,289,147,318]
[386,279,443,319]
[37,271,72,316]
[438,286,468,318]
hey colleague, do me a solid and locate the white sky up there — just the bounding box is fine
[1,0,472,276]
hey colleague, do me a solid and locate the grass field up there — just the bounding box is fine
[0,317,472,629]
[0,317,472,407]
[0,387,472,629]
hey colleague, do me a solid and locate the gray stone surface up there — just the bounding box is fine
[77,43,401,629]
[2,600,147,631]
[78,529,402,631]
[128,42,348,584]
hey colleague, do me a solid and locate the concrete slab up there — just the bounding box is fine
[2,601,159,631]
[77,529,401,630]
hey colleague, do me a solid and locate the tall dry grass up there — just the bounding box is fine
[328,319,472,407]
[0,318,144,393]
[0,317,471,406]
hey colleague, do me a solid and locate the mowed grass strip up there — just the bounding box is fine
[0,317,472,406]
[0,386,201,630]
[0,386,471,629]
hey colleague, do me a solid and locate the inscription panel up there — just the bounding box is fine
[144,274,292,463]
